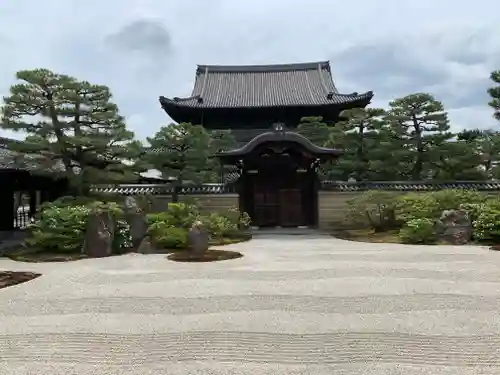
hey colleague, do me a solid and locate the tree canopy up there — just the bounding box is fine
[1,69,143,194]
[2,66,500,191]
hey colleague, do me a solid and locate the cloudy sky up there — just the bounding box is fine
[0,0,498,140]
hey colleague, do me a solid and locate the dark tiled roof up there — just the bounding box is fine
[160,61,373,110]
[320,181,500,191]
[0,137,65,173]
[217,129,342,159]
[91,181,500,195]
[92,183,237,195]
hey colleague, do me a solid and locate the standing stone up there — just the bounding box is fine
[188,220,209,256]
[83,211,115,257]
[124,196,148,250]
[437,209,472,245]
[136,235,154,254]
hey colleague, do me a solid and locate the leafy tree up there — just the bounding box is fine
[145,122,211,185]
[385,93,453,180]
[296,116,331,146]
[1,69,143,195]
[487,70,500,121]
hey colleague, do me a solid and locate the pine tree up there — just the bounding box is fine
[296,116,331,146]
[145,122,211,185]
[385,93,453,180]
[206,130,237,183]
[332,108,387,181]
[487,70,500,121]
[1,69,143,195]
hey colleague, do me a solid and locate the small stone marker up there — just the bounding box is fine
[188,220,209,256]
[83,211,115,257]
[437,209,472,245]
[136,235,154,254]
[124,196,148,250]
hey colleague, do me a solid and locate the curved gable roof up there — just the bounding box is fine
[216,130,342,158]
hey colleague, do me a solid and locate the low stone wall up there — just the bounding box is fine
[180,194,239,213]
[317,189,500,230]
[317,191,358,229]
[93,182,500,229]
[146,194,238,214]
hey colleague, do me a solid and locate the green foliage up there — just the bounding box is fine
[204,130,237,182]
[146,202,250,249]
[296,117,331,146]
[153,227,188,250]
[472,199,500,242]
[488,70,500,121]
[146,122,211,184]
[147,203,200,232]
[27,205,90,253]
[223,206,252,230]
[385,93,453,180]
[397,190,484,222]
[1,68,144,195]
[331,108,387,181]
[346,191,399,231]
[27,200,131,253]
[200,213,236,239]
[399,218,436,244]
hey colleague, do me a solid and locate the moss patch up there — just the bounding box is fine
[167,249,244,263]
[0,271,41,289]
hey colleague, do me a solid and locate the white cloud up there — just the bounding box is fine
[0,0,499,140]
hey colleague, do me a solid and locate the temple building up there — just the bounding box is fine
[160,61,373,228]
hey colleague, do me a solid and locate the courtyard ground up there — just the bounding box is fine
[1,233,500,374]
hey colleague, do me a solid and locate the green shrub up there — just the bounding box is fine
[472,198,500,242]
[27,205,90,252]
[27,200,131,253]
[201,212,237,239]
[397,193,437,221]
[398,189,485,222]
[147,203,200,230]
[153,227,188,249]
[399,218,436,244]
[223,206,252,230]
[432,189,484,211]
[345,190,399,231]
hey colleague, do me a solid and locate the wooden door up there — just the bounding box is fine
[279,189,303,227]
[253,189,279,227]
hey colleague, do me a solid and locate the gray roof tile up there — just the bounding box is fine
[160,61,373,110]
[91,181,500,195]
[0,137,65,173]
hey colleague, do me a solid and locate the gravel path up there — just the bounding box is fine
[1,233,500,374]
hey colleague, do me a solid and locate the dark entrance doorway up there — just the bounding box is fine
[216,127,342,229]
[252,180,307,227]
[240,147,316,228]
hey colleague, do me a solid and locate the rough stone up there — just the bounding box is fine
[437,209,472,245]
[188,225,209,255]
[83,211,115,257]
[124,197,148,249]
[136,235,154,254]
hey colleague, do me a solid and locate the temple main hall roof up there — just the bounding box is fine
[159,61,373,111]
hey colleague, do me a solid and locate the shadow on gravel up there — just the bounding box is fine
[0,271,41,289]
[167,249,244,262]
